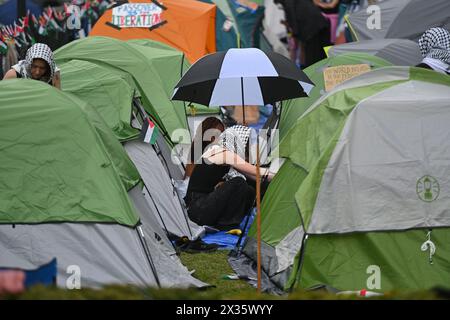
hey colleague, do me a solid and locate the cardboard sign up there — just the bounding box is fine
[112,3,163,28]
[323,64,371,92]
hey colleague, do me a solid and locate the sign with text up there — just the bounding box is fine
[323,64,371,92]
[112,3,163,28]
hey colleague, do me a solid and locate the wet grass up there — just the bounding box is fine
[2,250,446,300]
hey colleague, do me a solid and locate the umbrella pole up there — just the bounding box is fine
[241,76,260,292]
[256,133,261,294]
[241,77,246,126]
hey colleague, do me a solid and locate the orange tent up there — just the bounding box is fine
[90,0,216,63]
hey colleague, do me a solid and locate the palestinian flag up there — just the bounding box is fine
[140,117,159,144]
[0,38,7,55]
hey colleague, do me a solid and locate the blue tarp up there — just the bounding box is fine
[0,258,57,288]
[202,208,256,250]
[24,258,57,288]
[0,0,42,26]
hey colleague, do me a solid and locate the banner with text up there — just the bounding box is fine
[112,3,163,28]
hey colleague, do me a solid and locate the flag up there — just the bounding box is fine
[0,39,7,55]
[140,118,159,144]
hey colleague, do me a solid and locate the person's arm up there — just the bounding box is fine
[314,0,339,9]
[204,147,274,181]
[184,163,195,179]
[52,70,61,89]
[313,0,327,8]
[232,158,274,181]
[326,0,339,8]
[2,69,18,80]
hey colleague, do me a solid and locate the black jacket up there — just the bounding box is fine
[282,0,330,41]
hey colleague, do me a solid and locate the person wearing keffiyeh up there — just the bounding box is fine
[416,27,450,75]
[2,43,61,88]
[184,125,274,231]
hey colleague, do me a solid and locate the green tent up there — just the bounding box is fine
[279,53,392,141]
[0,79,209,289]
[0,79,140,226]
[59,53,206,240]
[60,59,140,141]
[234,67,450,293]
[55,36,189,145]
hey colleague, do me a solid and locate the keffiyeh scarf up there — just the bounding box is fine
[216,125,251,181]
[12,43,56,83]
[418,27,450,73]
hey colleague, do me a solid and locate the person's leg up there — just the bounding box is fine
[187,177,248,225]
[187,192,224,226]
[188,177,256,229]
[215,178,255,230]
[304,24,331,67]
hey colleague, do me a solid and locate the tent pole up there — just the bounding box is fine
[136,225,161,288]
[17,0,26,20]
[143,183,178,252]
[240,74,260,293]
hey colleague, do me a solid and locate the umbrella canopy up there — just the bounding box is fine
[327,39,422,66]
[347,0,450,42]
[172,48,314,107]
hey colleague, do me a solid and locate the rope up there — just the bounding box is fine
[421,230,436,265]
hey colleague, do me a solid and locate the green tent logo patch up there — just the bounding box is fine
[416,175,440,202]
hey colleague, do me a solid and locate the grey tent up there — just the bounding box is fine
[0,186,206,289]
[347,0,450,41]
[124,140,206,240]
[327,39,422,66]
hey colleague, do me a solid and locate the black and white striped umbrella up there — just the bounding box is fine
[171,48,314,106]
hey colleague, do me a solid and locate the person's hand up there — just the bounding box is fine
[262,169,275,181]
[52,71,61,89]
[0,270,25,296]
[214,181,224,190]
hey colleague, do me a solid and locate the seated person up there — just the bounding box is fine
[184,125,273,231]
[175,117,225,201]
[185,117,225,178]
[2,43,61,88]
[417,27,450,75]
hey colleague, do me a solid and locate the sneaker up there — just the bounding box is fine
[183,239,219,254]
[173,236,190,253]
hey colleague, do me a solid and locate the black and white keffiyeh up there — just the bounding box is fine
[217,125,251,159]
[12,43,56,83]
[418,27,450,67]
[216,125,251,181]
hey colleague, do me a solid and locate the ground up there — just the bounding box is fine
[1,250,445,300]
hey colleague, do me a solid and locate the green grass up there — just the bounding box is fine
[179,251,258,298]
[2,250,446,300]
